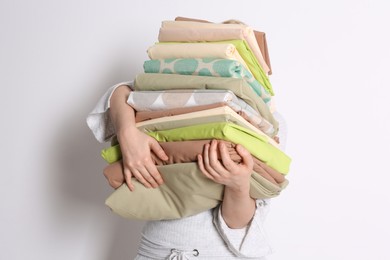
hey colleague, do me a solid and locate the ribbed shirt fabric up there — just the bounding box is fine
[135,200,271,259]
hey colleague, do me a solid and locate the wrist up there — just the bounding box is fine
[225,184,251,197]
[116,125,139,138]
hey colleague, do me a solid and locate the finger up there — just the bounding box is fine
[197,154,215,180]
[218,142,237,171]
[203,143,226,178]
[208,140,219,165]
[202,143,210,167]
[236,144,254,169]
[131,169,153,188]
[137,167,159,188]
[209,140,230,174]
[144,162,164,185]
[123,167,135,191]
[150,138,168,161]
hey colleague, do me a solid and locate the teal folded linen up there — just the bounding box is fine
[133,73,278,132]
[218,40,273,96]
[102,122,291,174]
[159,40,274,95]
[143,58,271,104]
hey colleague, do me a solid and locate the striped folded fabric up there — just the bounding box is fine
[133,73,278,133]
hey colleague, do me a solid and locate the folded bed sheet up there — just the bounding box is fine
[133,73,278,132]
[143,58,271,104]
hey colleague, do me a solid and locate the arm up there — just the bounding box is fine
[198,113,287,256]
[198,140,272,257]
[109,85,168,191]
[221,183,256,228]
[197,140,255,228]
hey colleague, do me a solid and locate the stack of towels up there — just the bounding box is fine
[100,17,292,221]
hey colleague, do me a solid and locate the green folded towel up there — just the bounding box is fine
[143,58,271,104]
[102,122,291,174]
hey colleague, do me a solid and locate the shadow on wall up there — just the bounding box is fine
[47,82,143,259]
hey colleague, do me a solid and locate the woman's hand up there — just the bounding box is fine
[109,85,168,191]
[197,140,254,191]
[117,126,168,191]
[198,140,256,228]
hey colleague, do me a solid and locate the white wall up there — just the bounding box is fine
[1,0,389,259]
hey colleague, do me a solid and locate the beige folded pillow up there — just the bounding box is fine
[105,162,287,221]
[105,163,223,220]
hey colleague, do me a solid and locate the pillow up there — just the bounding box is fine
[105,162,288,220]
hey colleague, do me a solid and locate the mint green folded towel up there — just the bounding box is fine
[159,40,274,95]
[143,58,271,104]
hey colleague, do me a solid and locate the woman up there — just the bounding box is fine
[87,82,287,259]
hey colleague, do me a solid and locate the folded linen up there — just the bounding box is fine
[147,43,250,71]
[136,106,277,146]
[127,89,233,111]
[212,40,272,95]
[158,27,247,42]
[147,122,290,174]
[174,16,272,75]
[104,140,285,189]
[105,162,288,220]
[143,58,271,104]
[159,21,270,75]
[133,73,278,132]
[131,99,275,137]
[156,39,272,95]
[135,102,227,122]
[103,109,277,164]
[102,121,290,174]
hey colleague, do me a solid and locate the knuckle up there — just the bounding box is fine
[210,161,218,168]
[139,179,148,185]
[153,174,162,181]
[148,170,158,178]
[223,161,234,168]
[214,176,223,182]
[142,157,150,163]
[204,165,213,172]
[145,176,154,182]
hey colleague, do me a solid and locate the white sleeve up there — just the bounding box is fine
[86,81,133,143]
[213,199,273,257]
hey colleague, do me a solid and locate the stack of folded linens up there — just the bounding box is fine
[101,17,292,221]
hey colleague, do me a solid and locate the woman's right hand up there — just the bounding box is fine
[117,126,168,191]
[109,85,168,191]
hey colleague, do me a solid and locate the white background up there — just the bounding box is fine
[1,0,389,259]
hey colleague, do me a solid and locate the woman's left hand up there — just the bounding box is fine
[197,140,254,191]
